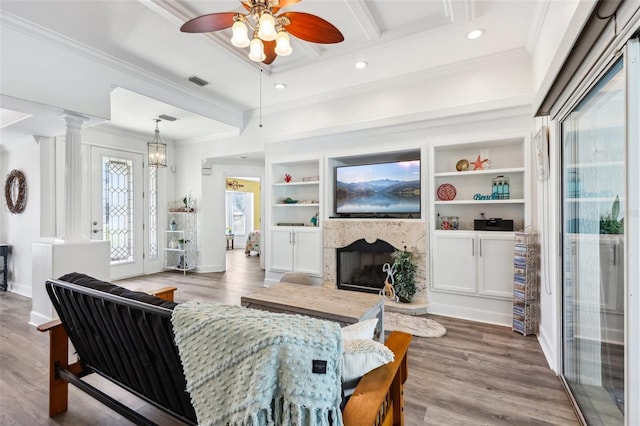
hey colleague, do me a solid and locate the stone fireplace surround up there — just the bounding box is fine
[323,220,428,314]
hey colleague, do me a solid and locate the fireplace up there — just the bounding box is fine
[337,239,396,294]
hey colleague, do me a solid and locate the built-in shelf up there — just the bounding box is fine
[273,203,320,207]
[431,137,528,232]
[273,181,319,186]
[434,199,525,205]
[434,167,524,177]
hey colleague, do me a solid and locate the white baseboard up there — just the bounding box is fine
[428,301,512,327]
[263,278,279,287]
[537,326,558,373]
[7,281,32,298]
[195,264,225,273]
[29,310,54,327]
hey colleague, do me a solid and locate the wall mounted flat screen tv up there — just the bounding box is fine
[335,160,421,218]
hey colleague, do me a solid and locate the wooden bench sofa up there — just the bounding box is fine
[38,273,411,425]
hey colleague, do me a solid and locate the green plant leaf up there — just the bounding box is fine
[611,195,620,220]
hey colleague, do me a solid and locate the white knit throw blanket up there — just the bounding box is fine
[171,300,344,426]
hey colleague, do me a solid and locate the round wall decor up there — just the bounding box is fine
[436,183,456,201]
[5,169,27,214]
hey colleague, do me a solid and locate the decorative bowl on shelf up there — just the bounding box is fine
[437,183,457,201]
[282,197,298,204]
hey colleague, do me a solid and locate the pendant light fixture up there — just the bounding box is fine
[147,118,167,168]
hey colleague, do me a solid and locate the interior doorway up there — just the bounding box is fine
[225,177,261,257]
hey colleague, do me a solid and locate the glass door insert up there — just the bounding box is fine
[561,58,625,425]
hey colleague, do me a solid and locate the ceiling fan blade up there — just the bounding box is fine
[271,0,302,14]
[263,40,277,65]
[180,12,237,33]
[280,12,344,44]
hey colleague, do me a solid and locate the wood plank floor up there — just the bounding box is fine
[0,249,578,425]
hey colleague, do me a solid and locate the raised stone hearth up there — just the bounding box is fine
[323,220,428,314]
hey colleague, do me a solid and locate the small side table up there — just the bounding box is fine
[0,244,8,292]
[225,234,235,250]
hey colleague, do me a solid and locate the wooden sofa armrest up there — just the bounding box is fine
[36,318,63,332]
[343,331,412,426]
[38,318,83,416]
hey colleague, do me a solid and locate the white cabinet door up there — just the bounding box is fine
[432,232,476,293]
[477,233,515,298]
[293,228,322,276]
[270,229,294,272]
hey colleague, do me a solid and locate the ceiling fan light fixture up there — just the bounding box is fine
[275,30,292,56]
[249,37,266,62]
[231,20,250,47]
[181,1,344,64]
[257,13,277,41]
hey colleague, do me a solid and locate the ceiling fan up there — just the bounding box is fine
[180,0,344,64]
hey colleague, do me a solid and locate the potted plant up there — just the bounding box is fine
[390,247,418,303]
[600,195,624,234]
[178,238,190,250]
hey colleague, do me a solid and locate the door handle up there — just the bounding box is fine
[92,229,102,234]
[471,239,474,256]
[479,239,483,257]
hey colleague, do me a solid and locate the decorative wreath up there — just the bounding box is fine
[5,169,27,214]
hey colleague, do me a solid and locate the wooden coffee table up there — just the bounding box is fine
[241,282,384,342]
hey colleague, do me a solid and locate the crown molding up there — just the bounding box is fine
[526,0,551,55]
[0,11,243,127]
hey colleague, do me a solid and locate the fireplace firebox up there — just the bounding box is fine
[337,239,396,294]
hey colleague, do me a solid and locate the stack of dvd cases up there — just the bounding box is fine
[513,232,537,335]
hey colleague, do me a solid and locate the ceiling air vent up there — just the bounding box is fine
[158,114,178,122]
[188,75,209,87]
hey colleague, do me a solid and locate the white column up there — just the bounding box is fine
[61,112,88,241]
[34,136,57,238]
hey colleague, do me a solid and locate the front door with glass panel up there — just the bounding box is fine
[91,147,144,279]
[561,58,625,425]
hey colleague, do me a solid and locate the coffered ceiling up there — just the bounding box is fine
[0,0,543,144]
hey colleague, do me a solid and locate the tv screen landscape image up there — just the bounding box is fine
[335,160,421,216]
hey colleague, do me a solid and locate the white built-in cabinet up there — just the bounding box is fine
[266,159,323,282]
[429,136,529,322]
[270,227,322,276]
[432,231,514,299]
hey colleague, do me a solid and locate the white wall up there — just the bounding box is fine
[531,0,597,110]
[0,137,41,296]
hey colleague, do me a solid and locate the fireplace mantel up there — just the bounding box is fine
[323,220,428,307]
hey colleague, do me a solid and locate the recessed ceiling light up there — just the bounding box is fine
[466,29,485,40]
[355,61,368,69]
[274,83,287,90]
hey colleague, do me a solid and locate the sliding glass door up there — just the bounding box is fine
[561,58,625,424]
